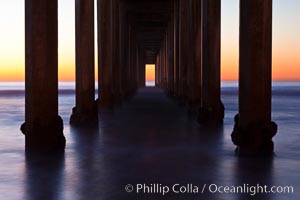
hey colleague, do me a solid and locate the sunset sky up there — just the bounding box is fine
[146,64,155,82]
[0,0,299,82]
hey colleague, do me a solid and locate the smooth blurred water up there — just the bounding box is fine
[0,81,299,199]
[146,81,155,87]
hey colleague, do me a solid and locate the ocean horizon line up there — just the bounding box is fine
[1,80,300,89]
[0,81,300,97]
[1,80,300,83]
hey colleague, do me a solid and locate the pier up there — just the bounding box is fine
[23,0,276,155]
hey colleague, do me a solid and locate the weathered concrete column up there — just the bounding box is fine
[131,34,136,93]
[127,27,132,92]
[138,50,146,87]
[160,42,165,89]
[178,0,188,102]
[186,0,201,110]
[135,45,139,88]
[163,35,167,90]
[231,0,277,156]
[186,0,193,104]
[112,0,122,104]
[198,0,224,124]
[163,34,168,90]
[167,19,175,95]
[71,0,97,126]
[118,1,125,98]
[120,8,131,97]
[129,31,134,92]
[127,27,136,94]
[189,0,202,110]
[134,45,138,88]
[22,0,65,151]
[173,0,180,97]
[155,55,159,87]
[98,0,114,108]
[162,45,166,89]
[135,45,140,88]
[155,53,161,87]
[163,40,166,89]
[158,50,162,87]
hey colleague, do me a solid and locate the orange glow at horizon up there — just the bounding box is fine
[146,64,155,82]
[0,68,24,82]
[1,56,299,82]
[272,38,300,81]
[58,55,76,82]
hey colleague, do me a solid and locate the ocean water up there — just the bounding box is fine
[0,81,299,199]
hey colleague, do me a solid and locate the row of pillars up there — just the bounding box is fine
[23,0,145,151]
[22,0,277,155]
[156,0,224,124]
[71,0,145,125]
[96,0,145,111]
[155,0,277,155]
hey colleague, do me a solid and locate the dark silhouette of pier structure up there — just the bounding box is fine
[23,0,277,156]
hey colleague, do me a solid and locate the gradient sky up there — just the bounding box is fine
[146,64,155,82]
[0,0,299,82]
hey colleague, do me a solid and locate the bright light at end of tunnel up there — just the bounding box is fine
[145,64,155,87]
